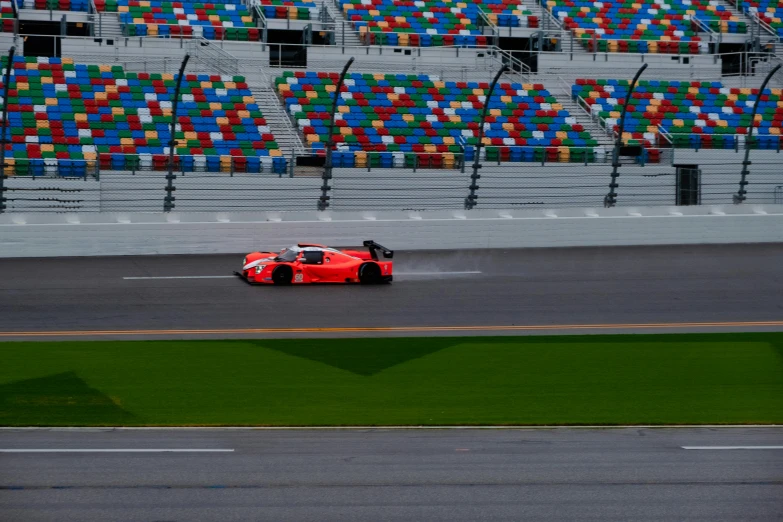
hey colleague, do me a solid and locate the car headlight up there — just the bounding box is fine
[254,265,266,274]
[243,257,247,266]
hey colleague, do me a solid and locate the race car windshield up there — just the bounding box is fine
[275,247,299,262]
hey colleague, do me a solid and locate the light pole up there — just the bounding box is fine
[164,53,190,212]
[0,45,15,214]
[318,56,354,211]
[733,63,781,204]
[604,62,647,208]
[464,64,509,210]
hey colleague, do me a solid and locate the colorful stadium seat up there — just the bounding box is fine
[276,71,598,166]
[94,0,119,11]
[257,0,317,21]
[573,78,783,149]
[737,0,783,37]
[340,0,538,48]
[0,56,286,176]
[1,0,15,32]
[111,0,260,40]
[483,0,539,28]
[20,0,89,10]
[548,0,746,54]
[679,0,748,34]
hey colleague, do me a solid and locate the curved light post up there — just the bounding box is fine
[318,56,354,211]
[465,64,509,210]
[604,62,647,208]
[733,63,781,204]
[164,53,190,212]
[0,46,15,214]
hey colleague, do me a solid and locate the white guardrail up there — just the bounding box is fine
[1,205,782,257]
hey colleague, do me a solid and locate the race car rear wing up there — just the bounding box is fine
[363,240,394,260]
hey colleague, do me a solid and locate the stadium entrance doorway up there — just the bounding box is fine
[267,28,330,68]
[499,37,535,73]
[675,165,701,206]
[19,21,92,58]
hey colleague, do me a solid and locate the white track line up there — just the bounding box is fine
[123,276,236,280]
[396,271,482,276]
[123,271,481,280]
[0,449,234,453]
[681,446,783,450]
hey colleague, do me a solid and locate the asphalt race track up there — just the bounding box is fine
[1,427,782,521]
[1,246,782,520]
[0,243,781,338]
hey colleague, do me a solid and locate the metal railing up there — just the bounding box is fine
[455,140,661,165]
[0,21,747,60]
[572,92,615,141]
[570,93,781,152]
[250,1,269,47]
[656,125,675,148]
[538,1,563,32]
[118,21,262,40]
[568,30,712,55]
[8,151,782,212]
[555,75,614,144]
[745,7,779,39]
[752,54,783,87]
[657,130,783,151]
[251,68,309,157]
[89,0,100,37]
[691,14,724,46]
[475,8,500,46]
[3,154,288,177]
[187,37,240,76]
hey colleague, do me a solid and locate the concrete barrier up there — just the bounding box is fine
[1,205,781,257]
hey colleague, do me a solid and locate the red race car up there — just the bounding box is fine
[235,240,394,285]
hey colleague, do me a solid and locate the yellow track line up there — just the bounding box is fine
[0,321,782,337]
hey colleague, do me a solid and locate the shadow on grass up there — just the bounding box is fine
[0,371,135,426]
[258,338,450,376]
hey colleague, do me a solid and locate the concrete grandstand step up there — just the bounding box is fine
[720,0,774,41]
[544,79,614,148]
[322,0,362,47]
[97,12,124,39]
[0,32,17,49]
[560,31,591,54]
[249,83,307,159]
[719,0,756,23]
[523,0,590,54]
[523,0,563,33]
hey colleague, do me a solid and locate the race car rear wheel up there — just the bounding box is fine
[272,265,293,285]
[358,262,382,284]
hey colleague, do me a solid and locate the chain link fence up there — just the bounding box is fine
[4,152,780,212]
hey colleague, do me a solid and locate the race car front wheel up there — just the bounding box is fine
[358,262,382,284]
[272,265,293,285]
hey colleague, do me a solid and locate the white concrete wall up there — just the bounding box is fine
[538,52,722,81]
[1,205,780,257]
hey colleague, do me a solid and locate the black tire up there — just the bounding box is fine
[272,265,293,285]
[358,262,382,284]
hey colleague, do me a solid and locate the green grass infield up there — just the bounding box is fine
[1,332,782,426]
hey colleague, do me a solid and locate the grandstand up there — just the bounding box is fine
[1,0,782,212]
[2,56,285,176]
